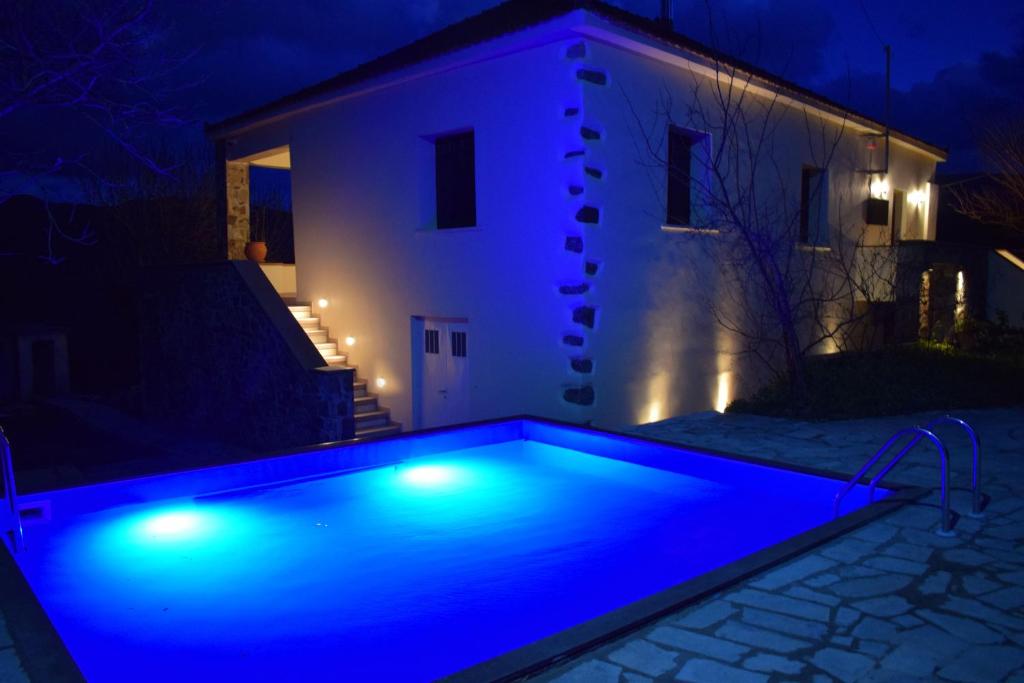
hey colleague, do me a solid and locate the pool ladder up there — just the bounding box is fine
[833,416,986,536]
[1,426,24,553]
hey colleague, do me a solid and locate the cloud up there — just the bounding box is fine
[816,30,1024,171]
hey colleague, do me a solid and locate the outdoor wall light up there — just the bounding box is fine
[869,177,890,200]
[345,336,356,347]
[908,189,926,207]
[317,298,329,309]
[376,377,387,389]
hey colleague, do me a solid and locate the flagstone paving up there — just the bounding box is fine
[540,406,1024,683]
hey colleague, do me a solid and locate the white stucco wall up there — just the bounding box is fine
[267,31,593,429]
[580,30,941,425]
[222,12,942,430]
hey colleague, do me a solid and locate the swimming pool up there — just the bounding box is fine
[1,417,902,682]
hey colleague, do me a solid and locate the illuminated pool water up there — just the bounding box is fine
[10,419,887,681]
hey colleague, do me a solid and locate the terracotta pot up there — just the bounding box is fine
[244,241,267,262]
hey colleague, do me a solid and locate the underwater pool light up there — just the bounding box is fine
[143,511,202,538]
[400,464,455,487]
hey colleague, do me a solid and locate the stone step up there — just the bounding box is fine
[305,329,328,343]
[288,305,312,316]
[354,409,391,429]
[324,356,351,367]
[353,380,368,398]
[354,395,378,414]
[315,342,338,356]
[298,316,320,329]
[355,422,402,439]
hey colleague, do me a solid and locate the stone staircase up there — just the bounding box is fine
[288,304,401,439]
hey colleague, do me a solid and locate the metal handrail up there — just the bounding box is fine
[0,426,24,553]
[867,416,985,517]
[833,426,955,535]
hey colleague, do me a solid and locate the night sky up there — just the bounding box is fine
[151,0,1023,173]
[4,0,1023,203]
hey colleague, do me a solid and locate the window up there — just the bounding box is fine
[424,329,440,354]
[799,167,829,245]
[434,130,476,229]
[450,331,467,358]
[667,126,694,226]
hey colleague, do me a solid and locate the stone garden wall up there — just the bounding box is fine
[139,261,354,451]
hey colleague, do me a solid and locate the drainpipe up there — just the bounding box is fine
[883,44,891,175]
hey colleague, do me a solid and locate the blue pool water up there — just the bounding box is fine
[12,420,884,681]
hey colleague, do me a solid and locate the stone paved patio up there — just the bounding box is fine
[539,406,1024,683]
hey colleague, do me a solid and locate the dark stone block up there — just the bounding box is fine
[577,68,607,85]
[565,235,583,253]
[584,166,603,179]
[564,385,595,405]
[570,357,594,373]
[564,106,580,117]
[562,334,584,347]
[576,206,599,224]
[573,305,596,328]
[584,260,600,276]
[568,185,584,196]
[580,126,601,141]
[566,42,587,59]
[559,282,590,295]
[564,149,585,159]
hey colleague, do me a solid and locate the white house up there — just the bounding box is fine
[207,0,948,435]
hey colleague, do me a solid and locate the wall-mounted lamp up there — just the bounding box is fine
[317,298,329,309]
[869,177,890,200]
[908,189,926,207]
[376,377,387,389]
[345,336,356,347]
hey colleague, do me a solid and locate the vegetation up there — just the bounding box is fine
[950,119,1024,235]
[729,319,1024,419]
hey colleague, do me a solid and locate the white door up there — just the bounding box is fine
[419,320,470,428]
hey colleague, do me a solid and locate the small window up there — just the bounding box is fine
[450,331,467,358]
[435,131,476,229]
[667,126,694,226]
[800,167,829,245]
[425,329,440,354]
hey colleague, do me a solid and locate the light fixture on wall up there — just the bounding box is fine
[908,189,926,207]
[869,177,890,200]
[317,298,329,309]
[376,377,387,389]
[345,336,356,347]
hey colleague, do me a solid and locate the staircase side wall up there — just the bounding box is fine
[139,261,355,451]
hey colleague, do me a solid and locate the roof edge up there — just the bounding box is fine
[207,0,947,161]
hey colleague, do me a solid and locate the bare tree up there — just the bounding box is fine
[626,58,898,403]
[0,0,191,261]
[950,120,1024,233]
